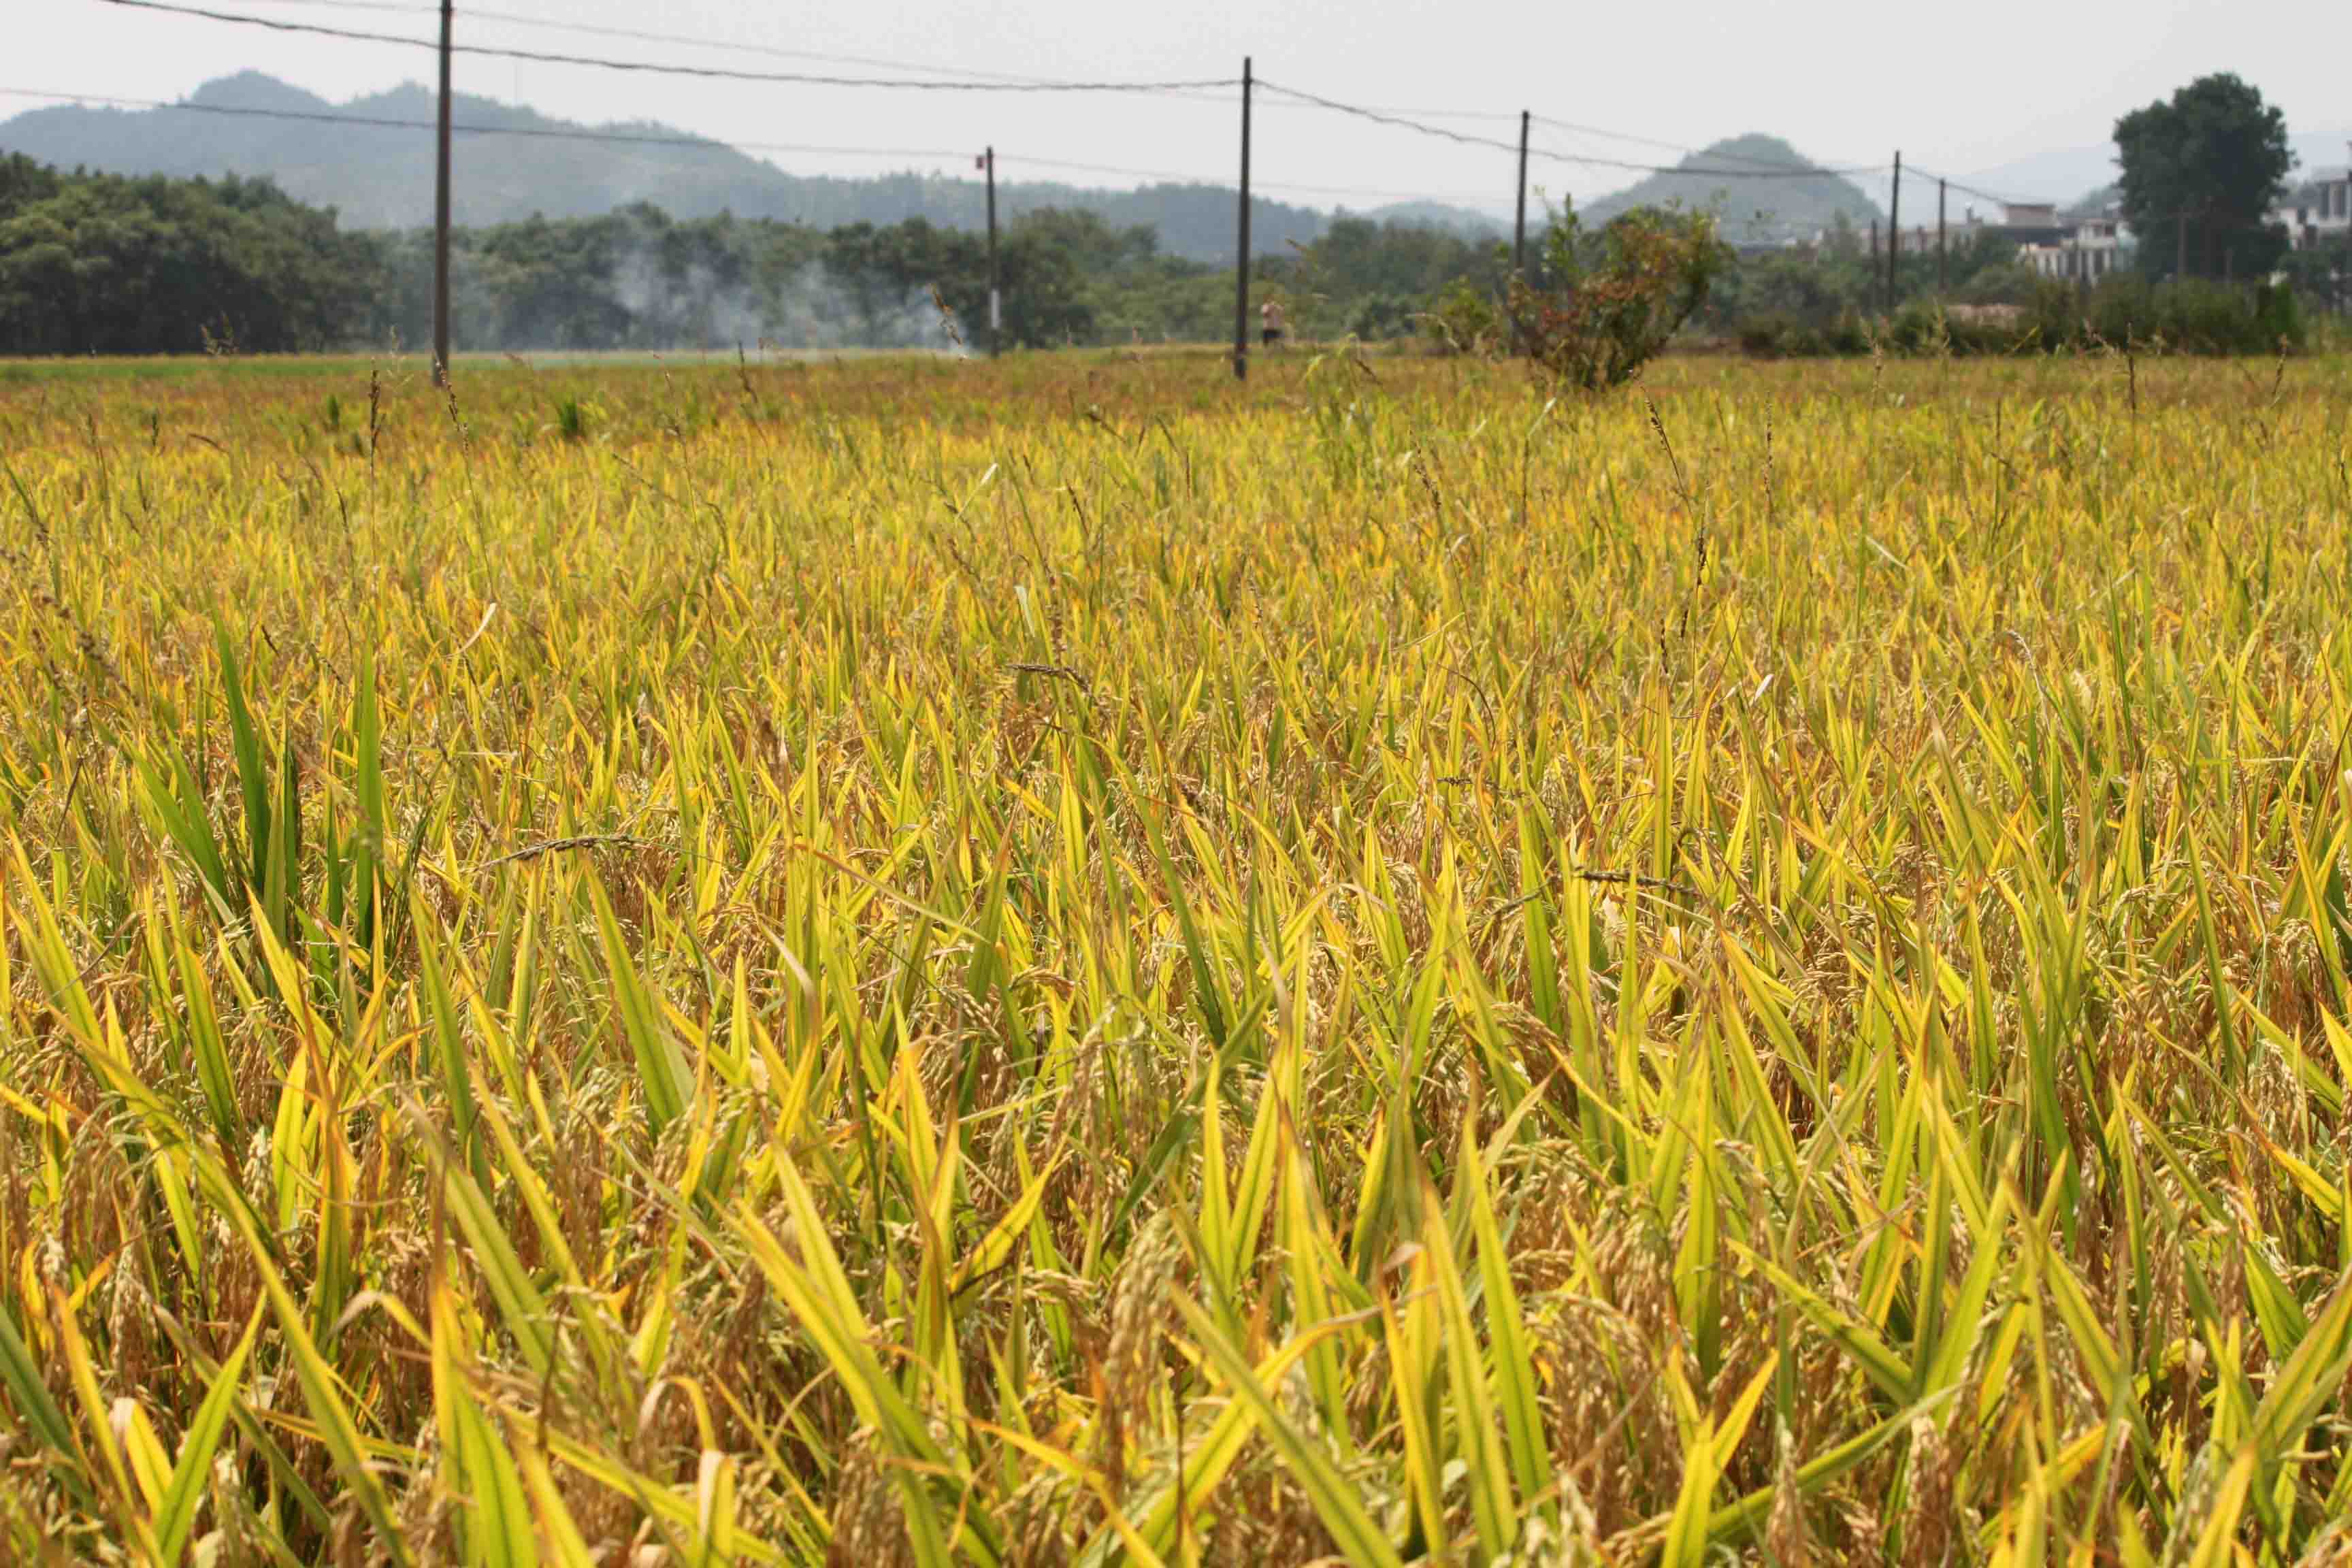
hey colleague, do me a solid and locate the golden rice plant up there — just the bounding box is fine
[2,344,2352,1564]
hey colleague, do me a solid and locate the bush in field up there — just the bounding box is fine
[1882,299,2036,356]
[1421,206,1729,385]
[1421,275,1509,355]
[2026,273,2304,353]
[1514,207,1730,387]
[1738,274,2304,359]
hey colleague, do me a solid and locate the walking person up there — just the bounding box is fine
[1260,296,1286,350]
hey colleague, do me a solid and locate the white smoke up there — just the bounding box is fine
[606,242,961,354]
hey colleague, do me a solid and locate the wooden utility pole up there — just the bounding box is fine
[1886,152,1901,310]
[983,146,1000,357]
[1232,56,1252,381]
[1936,178,1947,293]
[433,0,453,385]
[2176,210,2188,278]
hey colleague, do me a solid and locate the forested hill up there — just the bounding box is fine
[0,71,1490,261]
[1578,134,1882,245]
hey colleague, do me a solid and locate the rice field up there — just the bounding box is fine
[4,344,2352,1565]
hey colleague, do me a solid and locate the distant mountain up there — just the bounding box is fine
[1356,200,1507,238]
[0,71,1343,262]
[1577,134,1881,246]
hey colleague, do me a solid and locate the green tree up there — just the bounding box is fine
[2114,74,2292,280]
[0,168,385,354]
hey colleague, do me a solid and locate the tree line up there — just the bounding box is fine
[3,63,2337,363]
[0,154,1517,357]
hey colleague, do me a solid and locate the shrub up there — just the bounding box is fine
[2022,274,2304,354]
[1736,310,1807,358]
[1883,299,2031,356]
[1509,206,1731,389]
[1419,276,1507,356]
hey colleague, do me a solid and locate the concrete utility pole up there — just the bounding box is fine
[1512,109,1530,351]
[983,147,1000,357]
[1232,56,1252,381]
[1513,110,1530,280]
[432,0,453,385]
[1937,178,1947,293]
[1886,152,1901,310]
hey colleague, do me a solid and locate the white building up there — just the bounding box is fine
[2270,146,2352,251]
[2019,214,2134,282]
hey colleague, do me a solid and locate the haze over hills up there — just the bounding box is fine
[1961,129,2351,209]
[1577,135,1882,246]
[0,71,1501,259]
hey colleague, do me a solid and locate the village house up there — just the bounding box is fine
[2270,146,2352,251]
[2019,212,2134,281]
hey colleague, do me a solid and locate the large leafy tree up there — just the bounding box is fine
[2114,74,2292,280]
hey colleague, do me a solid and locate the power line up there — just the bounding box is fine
[241,0,1104,86]
[217,0,1217,90]
[1255,80,1523,157]
[1531,113,1725,159]
[88,0,1237,93]
[74,0,1897,189]
[1535,115,1876,176]
[0,88,970,161]
[130,0,1899,175]
[61,0,1905,199]
[1013,150,1504,206]
[216,0,1250,108]
[3,87,1522,212]
[1541,143,1886,180]
[1256,79,1884,181]
[1906,165,2031,211]
[219,0,433,10]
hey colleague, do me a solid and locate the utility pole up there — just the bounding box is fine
[983,146,1000,357]
[1232,56,1252,381]
[432,0,453,386]
[2176,210,2188,279]
[1513,109,1529,351]
[2337,174,2351,315]
[1886,152,1901,310]
[1936,178,1947,294]
[1513,110,1529,279]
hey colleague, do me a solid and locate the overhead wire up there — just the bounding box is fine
[85,0,1899,170]
[1905,165,2034,210]
[1,86,1517,210]
[218,0,1531,114]
[63,0,1923,212]
[214,0,1202,89]
[88,0,1237,93]
[75,0,1906,192]
[1256,79,1883,181]
[0,88,969,159]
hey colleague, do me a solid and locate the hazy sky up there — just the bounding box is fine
[14,0,2350,213]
